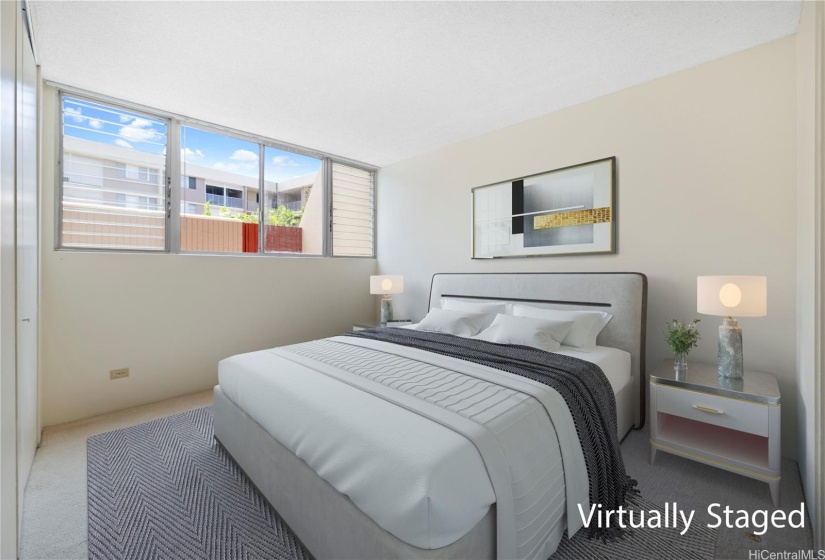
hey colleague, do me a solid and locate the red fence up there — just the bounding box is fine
[241,223,303,253]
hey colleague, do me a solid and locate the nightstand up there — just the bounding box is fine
[649,359,781,506]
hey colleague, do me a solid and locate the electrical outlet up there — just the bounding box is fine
[110,367,129,380]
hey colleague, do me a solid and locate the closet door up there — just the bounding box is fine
[0,2,17,556]
[15,9,37,518]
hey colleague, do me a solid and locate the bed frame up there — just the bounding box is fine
[214,272,647,559]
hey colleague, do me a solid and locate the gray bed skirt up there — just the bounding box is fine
[213,386,496,560]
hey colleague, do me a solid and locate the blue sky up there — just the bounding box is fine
[62,96,167,155]
[63,97,321,182]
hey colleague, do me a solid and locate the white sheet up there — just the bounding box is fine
[556,345,631,393]
[218,337,629,555]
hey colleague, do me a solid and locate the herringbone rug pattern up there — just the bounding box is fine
[87,405,718,560]
[87,406,309,560]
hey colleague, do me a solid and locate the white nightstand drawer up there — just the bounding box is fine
[655,383,769,437]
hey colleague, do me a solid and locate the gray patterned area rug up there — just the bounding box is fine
[87,406,309,560]
[552,496,717,560]
[88,406,716,560]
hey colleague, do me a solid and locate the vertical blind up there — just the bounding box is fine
[332,163,374,257]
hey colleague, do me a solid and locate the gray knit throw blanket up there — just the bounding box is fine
[345,328,639,541]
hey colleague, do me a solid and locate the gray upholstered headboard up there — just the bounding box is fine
[428,272,648,428]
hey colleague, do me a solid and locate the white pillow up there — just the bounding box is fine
[441,299,506,329]
[414,309,492,337]
[511,304,613,348]
[473,314,574,352]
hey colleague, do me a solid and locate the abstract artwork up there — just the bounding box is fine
[471,157,616,258]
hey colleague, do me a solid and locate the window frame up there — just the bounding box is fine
[57,93,172,253]
[55,86,377,258]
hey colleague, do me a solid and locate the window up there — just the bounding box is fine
[59,91,376,257]
[60,96,167,250]
[180,125,259,253]
[332,163,374,257]
[263,146,323,255]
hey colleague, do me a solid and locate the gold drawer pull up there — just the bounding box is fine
[693,405,723,415]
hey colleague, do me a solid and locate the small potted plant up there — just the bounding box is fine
[664,319,701,374]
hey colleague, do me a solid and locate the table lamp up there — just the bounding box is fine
[370,275,404,325]
[697,276,767,378]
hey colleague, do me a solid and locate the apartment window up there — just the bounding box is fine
[263,146,323,255]
[331,163,374,257]
[59,96,167,251]
[180,202,198,214]
[59,91,376,257]
[205,185,222,201]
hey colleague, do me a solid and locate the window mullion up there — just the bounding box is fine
[168,118,181,253]
[323,157,332,256]
[258,143,265,254]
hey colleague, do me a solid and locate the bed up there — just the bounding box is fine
[213,272,647,560]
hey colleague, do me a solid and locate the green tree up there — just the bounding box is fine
[268,205,303,226]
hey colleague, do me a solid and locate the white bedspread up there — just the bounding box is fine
[218,338,628,558]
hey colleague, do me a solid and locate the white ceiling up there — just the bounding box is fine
[30,1,801,167]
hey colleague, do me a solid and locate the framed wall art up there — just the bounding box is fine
[471,157,616,258]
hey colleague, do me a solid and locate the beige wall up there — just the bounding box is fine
[40,85,376,426]
[796,0,823,532]
[377,37,799,457]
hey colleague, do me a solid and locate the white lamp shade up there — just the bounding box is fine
[697,276,767,317]
[370,275,404,295]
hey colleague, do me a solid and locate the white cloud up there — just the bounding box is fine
[88,119,103,130]
[230,149,258,162]
[132,117,154,129]
[118,117,162,144]
[213,162,239,172]
[119,114,131,123]
[64,106,85,123]
[114,139,133,148]
[181,147,205,161]
[271,155,299,168]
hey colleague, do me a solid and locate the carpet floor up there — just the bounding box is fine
[87,407,716,560]
[87,407,308,560]
[21,390,816,559]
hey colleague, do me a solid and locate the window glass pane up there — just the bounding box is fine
[180,126,260,253]
[263,147,323,255]
[60,96,167,250]
[332,163,374,257]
